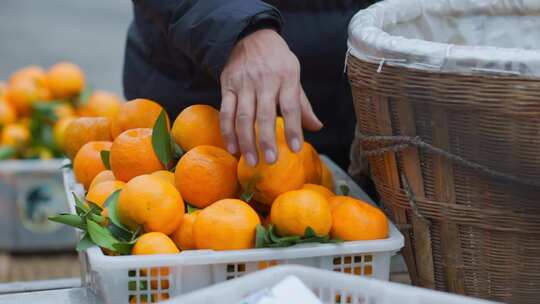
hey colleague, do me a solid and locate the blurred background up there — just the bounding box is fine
[0,0,131,282]
[0,0,131,95]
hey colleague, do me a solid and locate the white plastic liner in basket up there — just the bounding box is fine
[348,0,540,77]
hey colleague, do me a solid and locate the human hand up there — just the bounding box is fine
[219,29,322,166]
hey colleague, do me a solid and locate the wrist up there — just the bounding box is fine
[238,11,282,40]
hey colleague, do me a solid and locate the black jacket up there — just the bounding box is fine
[123,0,376,168]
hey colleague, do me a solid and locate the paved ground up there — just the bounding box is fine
[0,0,132,95]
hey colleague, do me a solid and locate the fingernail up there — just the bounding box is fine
[246,153,258,167]
[227,143,237,154]
[290,137,301,152]
[265,149,276,163]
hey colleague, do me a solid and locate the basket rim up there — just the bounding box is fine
[348,0,540,78]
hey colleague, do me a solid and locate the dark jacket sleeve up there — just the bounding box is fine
[132,0,282,79]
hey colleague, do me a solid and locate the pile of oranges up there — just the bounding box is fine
[55,99,389,258]
[0,63,123,159]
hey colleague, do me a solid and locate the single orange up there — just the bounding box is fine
[117,175,184,234]
[237,142,305,205]
[175,145,238,208]
[53,116,76,151]
[320,162,335,191]
[110,128,165,182]
[9,66,46,84]
[89,170,116,190]
[331,198,388,241]
[151,170,175,185]
[6,73,51,115]
[302,183,334,199]
[132,232,180,255]
[80,90,122,118]
[46,62,85,99]
[110,98,168,138]
[171,104,225,151]
[86,180,125,207]
[194,199,260,250]
[73,141,112,190]
[1,123,30,148]
[0,99,17,126]
[270,189,332,237]
[300,142,322,184]
[64,117,112,159]
[171,211,200,250]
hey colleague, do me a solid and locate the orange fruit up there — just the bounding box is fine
[151,170,175,185]
[171,104,225,151]
[302,183,334,199]
[331,198,388,241]
[110,98,167,138]
[327,195,357,210]
[110,128,165,182]
[1,123,30,148]
[9,66,46,83]
[175,145,238,208]
[73,141,112,190]
[6,68,51,115]
[86,180,125,207]
[320,162,335,191]
[64,117,112,159]
[237,142,305,205]
[270,189,332,237]
[89,170,116,190]
[171,211,199,250]
[194,199,260,250]
[300,142,322,184]
[80,90,122,118]
[53,102,75,119]
[132,232,179,255]
[53,116,76,151]
[117,175,184,234]
[0,99,17,126]
[46,62,85,98]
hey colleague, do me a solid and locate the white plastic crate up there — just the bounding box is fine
[63,156,404,304]
[0,159,76,251]
[171,265,498,304]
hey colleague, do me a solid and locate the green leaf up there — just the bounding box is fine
[339,184,350,196]
[86,201,103,214]
[304,226,317,238]
[86,219,120,251]
[255,225,270,248]
[76,233,95,251]
[172,141,184,159]
[72,192,88,216]
[78,86,93,106]
[186,204,199,214]
[0,147,16,160]
[108,224,133,242]
[152,110,173,169]
[112,242,134,255]
[49,214,85,229]
[103,190,127,230]
[240,179,257,202]
[100,150,111,170]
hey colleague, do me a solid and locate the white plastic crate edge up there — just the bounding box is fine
[0,159,65,172]
[63,156,404,270]
[170,265,499,304]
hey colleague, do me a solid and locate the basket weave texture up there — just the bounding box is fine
[347,55,540,303]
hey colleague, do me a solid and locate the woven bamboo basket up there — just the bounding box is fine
[347,1,540,303]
